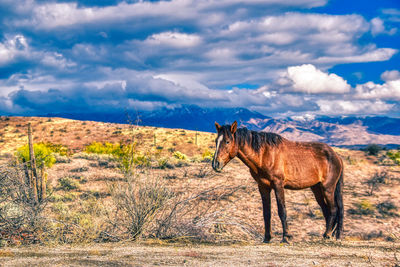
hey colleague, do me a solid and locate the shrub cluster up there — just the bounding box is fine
[84,142,150,171]
[16,143,56,169]
[387,150,400,165]
[173,151,188,160]
[365,144,382,156]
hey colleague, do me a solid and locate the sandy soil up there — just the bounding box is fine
[0,241,399,266]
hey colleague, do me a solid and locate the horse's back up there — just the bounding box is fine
[278,139,342,189]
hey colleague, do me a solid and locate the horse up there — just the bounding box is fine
[212,121,344,243]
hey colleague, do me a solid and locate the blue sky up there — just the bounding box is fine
[0,0,399,118]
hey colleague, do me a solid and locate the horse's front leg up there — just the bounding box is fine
[258,185,272,243]
[273,184,291,243]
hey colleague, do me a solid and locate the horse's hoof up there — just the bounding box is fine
[323,234,334,240]
[281,238,290,244]
[263,237,271,243]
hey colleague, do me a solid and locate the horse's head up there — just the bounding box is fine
[212,121,238,172]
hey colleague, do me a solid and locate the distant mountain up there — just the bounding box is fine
[138,105,269,132]
[45,105,400,146]
[241,116,400,147]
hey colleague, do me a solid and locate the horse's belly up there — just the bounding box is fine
[283,168,322,189]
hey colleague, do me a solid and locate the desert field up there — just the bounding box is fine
[0,116,399,266]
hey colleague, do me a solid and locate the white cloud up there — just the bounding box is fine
[279,64,350,94]
[146,32,201,48]
[205,48,237,61]
[381,70,400,81]
[153,73,209,92]
[0,35,28,65]
[371,17,385,35]
[370,16,397,36]
[29,1,195,29]
[25,0,328,30]
[315,48,397,63]
[41,52,76,69]
[317,99,394,115]
[355,79,400,100]
[354,70,400,101]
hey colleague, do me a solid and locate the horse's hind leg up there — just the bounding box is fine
[321,187,337,239]
[311,184,329,230]
[273,184,291,243]
[258,185,272,243]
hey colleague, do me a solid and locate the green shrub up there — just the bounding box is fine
[84,142,150,172]
[157,158,170,169]
[348,199,375,216]
[42,143,70,156]
[173,151,187,161]
[201,149,214,162]
[16,143,56,169]
[85,141,124,156]
[387,150,400,165]
[365,144,382,156]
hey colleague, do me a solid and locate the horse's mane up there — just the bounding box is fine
[235,127,282,152]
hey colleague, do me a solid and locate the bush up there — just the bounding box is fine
[157,158,173,169]
[0,164,47,245]
[84,142,150,171]
[85,142,125,156]
[365,144,382,156]
[110,173,174,240]
[173,151,187,161]
[201,149,214,162]
[42,143,70,156]
[69,166,89,173]
[58,177,80,191]
[48,201,105,244]
[16,143,56,169]
[387,150,400,165]
[348,199,375,216]
[376,201,398,218]
[366,171,390,196]
[54,154,71,164]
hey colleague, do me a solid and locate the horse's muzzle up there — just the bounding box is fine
[212,160,223,172]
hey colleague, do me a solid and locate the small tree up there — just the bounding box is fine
[366,144,381,156]
[15,123,55,204]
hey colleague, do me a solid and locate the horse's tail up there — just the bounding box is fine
[333,169,344,239]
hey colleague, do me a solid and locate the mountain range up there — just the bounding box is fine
[45,105,400,147]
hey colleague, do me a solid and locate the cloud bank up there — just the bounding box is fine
[0,0,399,117]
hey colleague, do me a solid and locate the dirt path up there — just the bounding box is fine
[0,241,399,266]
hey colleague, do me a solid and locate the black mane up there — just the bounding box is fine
[235,127,282,152]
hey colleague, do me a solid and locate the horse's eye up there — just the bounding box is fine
[226,140,230,144]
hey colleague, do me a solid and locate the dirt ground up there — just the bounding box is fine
[0,241,399,266]
[1,117,400,266]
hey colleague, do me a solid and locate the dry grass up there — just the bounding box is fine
[0,116,399,265]
[0,117,215,157]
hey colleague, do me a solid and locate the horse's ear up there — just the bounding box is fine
[231,121,237,134]
[215,122,221,132]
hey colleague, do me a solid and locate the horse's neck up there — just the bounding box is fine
[237,144,265,173]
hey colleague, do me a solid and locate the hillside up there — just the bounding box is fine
[0,116,399,266]
[42,105,400,146]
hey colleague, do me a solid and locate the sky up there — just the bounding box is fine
[0,0,399,118]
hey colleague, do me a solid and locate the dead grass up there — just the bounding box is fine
[0,116,400,265]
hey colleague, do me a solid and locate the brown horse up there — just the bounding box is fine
[212,121,344,243]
